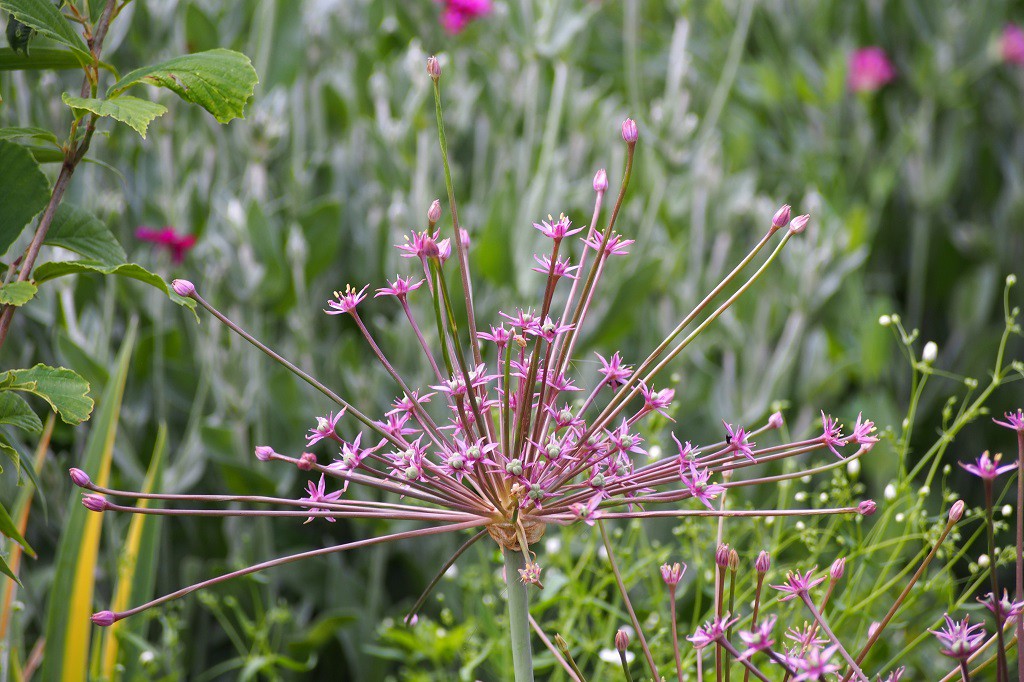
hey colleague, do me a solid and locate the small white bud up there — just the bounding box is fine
[878,314,892,326]
[846,459,861,477]
[922,341,938,364]
[919,485,930,496]
[1003,505,1013,517]
[884,483,897,500]
[895,513,905,523]
[795,521,806,531]
[978,554,991,568]
[1008,274,1017,286]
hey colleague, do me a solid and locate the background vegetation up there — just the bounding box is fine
[1,0,1023,679]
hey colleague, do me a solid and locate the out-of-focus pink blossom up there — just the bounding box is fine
[1000,24,1024,65]
[848,47,896,93]
[438,0,492,35]
[135,226,196,264]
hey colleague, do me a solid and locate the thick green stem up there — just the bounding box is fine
[504,549,534,682]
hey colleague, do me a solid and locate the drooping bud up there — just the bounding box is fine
[620,118,638,144]
[768,411,784,429]
[728,549,740,572]
[171,279,195,297]
[427,199,442,226]
[91,610,116,627]
[69,467,91,487]
[755,550,771,574]
[615,628,630,652]
[254,445,275,462]
[593,169,608,192]
[858,499,878,516]
[715,543,730,569]
[426,56,441,81]
[949,499,965,522]
[82,494,108,512]
[789,214,810,234]
[298,452,318,471]
[771,204,791,229]
[829,557,846,582]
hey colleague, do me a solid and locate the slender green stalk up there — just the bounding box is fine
[504,549,534,682]
[983,480,1009,682]
[598,520,660,680]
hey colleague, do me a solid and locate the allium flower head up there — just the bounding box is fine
[660,561,686,586]
[375,276,425,300]
[437,0,491,34]
[306,410,345,446]
[533,213,583,241]
[848,47,896,92]
[299,474,345,523]
[788,645,840,681]
[687,614,738,650]
[324,285,369,316]
[723,421,755,460]
[979,589,1024,620]
[929,614,986,660]
[737,614,776,660]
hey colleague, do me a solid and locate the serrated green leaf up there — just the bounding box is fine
[0,0,89,61]
[0,391,43,433]
[45,204,126,267]
[32,260,198,319]
[0,46,80,70]
[0,126,58,144]
[0,500,32,557]
[0,139,51,257]
[108,48,258,124]
[0,281,37,306]
[61,92,167,139]
[0,364,93,425]
[6,14,34,55]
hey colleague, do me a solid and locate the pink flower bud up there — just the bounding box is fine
[254,445,275,462]
[459,228,470,249]
[755,550,771,574]
[615,628,630,652]
[427,199,442,224]
[69,467,91,487]
[593,169,608,192]
[789,214,810,234]
[91,610,116,627]
[171,279,195,297]
[949,499,965,522]
[829,557,846,582]
[858,499,877,516]
[715,543,730,569]
[772,204,791,229]
[621,118,638,144]
[426,56,441,81]
[82,494,108,512]
[768,411,784,429]
[1001,24,1024,66]
[298,452,318,471]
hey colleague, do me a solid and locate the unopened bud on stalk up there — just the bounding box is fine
[768,411,784,429]
[949,499,965,522]
[91,610,116,627]
[858,499,877,516]
[426,56,441,81]
[555,633,570,653]
[621,118,638,144]
[421,235,441,259]
[172,279,195,297]
[82,494,108,512]
[789,214,810,234]
[715,543,730,569]
[922,341,938,364]
[660,561,686,586]
[728,549,739,572]
[615,628,630,652]
[772,204,791,229]
[829,557,846,582]
[427,199,442,226]
[593,169,608,192]
[755,550,771,574]
[69,467,91,487]
[298,452,318,471]
[254,445,275,462]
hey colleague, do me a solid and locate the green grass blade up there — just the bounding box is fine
[40,323,136,682]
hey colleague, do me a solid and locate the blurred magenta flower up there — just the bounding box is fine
[1001,24,1024,65]
[848,47,896,93]
[135,225,196,264]
[438,0,492,34]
